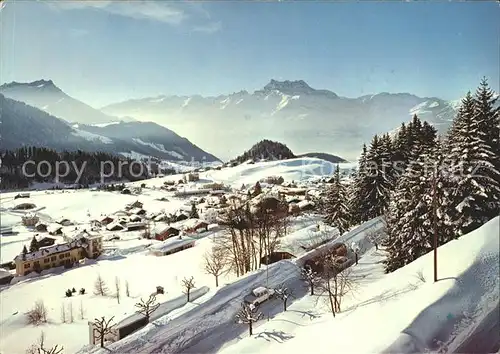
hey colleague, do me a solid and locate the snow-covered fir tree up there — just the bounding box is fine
[324,164,351,234]
[445,90,500,236]
[363,135,392,219]
[384,149,437,272]
[348,144,368,225]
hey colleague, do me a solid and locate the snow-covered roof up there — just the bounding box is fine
[153,223,178,235]
[149,236,195,253]
[68,230,102,241]
[14,240,83,262]
[106,222,125,231]
[47,223,62,234]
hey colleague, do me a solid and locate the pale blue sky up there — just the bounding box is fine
[1,0,498,107]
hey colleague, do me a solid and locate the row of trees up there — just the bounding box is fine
[323,78,499,273]
[1,146,148,189]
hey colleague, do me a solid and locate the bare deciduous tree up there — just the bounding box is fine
[93,316,115,348]
[235,302,263,336]
[203,245,227,287]
[300,266,320,296]
[79,301,85,320]
[125,280,130,297]
[274,284,292,311]
[114,276,121,304]
[26,332,64,354]
[60,303,66,323]
[27,300,48,325]
[68,302,74,323]
[320,256,356,316]
[181,276,196,302]
[135,294,160,322]
[93,274,109,296]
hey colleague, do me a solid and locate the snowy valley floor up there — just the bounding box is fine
[0,158,498,354]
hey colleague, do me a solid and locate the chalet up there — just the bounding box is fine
[35,222,48,232]
[149,236,195,256]
[106,222,125,232]
[100,216,114,225]
[14,233,103,276]
[129,207,146,216]
[0,269,13,285]
[175,213,189,222]
[182,219,209,234]
[260,251,296,265]
[37,237,56,248]
[126,201,143,210]
[126,222,146,231]
[154,225,180,241]
[47,224,63,236]
[57,218,73,226]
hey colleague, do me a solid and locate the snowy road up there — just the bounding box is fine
[83,217,386,354]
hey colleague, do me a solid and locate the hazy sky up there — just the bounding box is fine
[1,1,499,107]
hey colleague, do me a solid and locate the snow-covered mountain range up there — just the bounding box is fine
[101,79,460,160]
[0,94,220,162]
[0,80,134,125]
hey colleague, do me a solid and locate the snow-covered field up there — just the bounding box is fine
[1,158,498,354]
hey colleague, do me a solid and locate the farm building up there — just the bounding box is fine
[149,236,195,256]
[126,222,146,231]
[154,224,180,241]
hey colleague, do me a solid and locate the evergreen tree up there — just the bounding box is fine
[363,135,392,219]
[189,204,199,219]
[348,144,369,224]
[29,236,40,253]
[253,181,262,197]
[22,245,28,255]
[324,165,351,234]
[445,91,500,235]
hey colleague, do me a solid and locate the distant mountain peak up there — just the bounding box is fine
[0,79,61,92]
[257,79,338,98]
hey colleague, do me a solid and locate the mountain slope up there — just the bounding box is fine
[298,152,347,163]
[0,95,219,162]
[101,80,460,160]
[0,80,131,125]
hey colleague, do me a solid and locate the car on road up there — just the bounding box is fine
[243,286,275,308]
